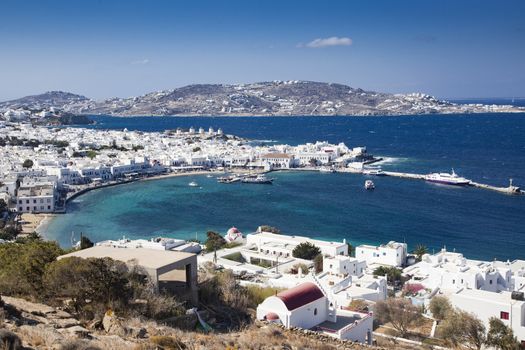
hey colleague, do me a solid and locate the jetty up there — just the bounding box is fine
[380,171,523,195]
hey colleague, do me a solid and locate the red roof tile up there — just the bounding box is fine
[276,282,325,311]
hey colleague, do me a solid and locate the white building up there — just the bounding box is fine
[256,282,373,343]
[450,289,525,345]
[246,231,348,261]
[260,152,294,170]
[355,241,407,268]
[16,180,57,213]
[403,249,515,294]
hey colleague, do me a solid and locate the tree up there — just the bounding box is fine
[373,266,403,286]
[79,235,94,250]
[440,309,486,350]
[258,225,281,234]
[44,257,135,316]
[375,298,422,337]
[0,241,63,296]
[292,242,321,260]
[205,231,226,252]
[313,254,323,273]
[413,244,428,261]
[0,226,19,241]
[22,159,34,168]
[486,317,521,350]
[347,242,355,257]
[86,150,98,159]
[429,296,452,321]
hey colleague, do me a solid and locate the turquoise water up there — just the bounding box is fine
[43,114,525,260]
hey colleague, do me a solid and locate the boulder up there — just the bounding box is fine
[0,329,22,350]
[102,310,126,336]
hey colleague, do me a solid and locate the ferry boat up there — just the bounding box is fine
[241,174,273,184]
[424,169,471,186]
[188,181,199,187]
[365,180,375,190]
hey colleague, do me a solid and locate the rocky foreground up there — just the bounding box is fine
[1,81,523,117]
[0,295,425,350]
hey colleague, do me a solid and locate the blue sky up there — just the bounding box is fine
[1,0,524,100]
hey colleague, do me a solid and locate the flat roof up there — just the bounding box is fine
[453,288,524,305]
[58,246,195,270]
[251,231,346,248]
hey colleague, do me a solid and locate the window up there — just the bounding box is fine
[490,280,493,285]
[500,311,509,320]
[314,308,317,316]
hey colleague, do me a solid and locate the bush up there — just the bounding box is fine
[258,225,281,234]
[0,329,22,350]
[292,242,321,260]
[205,231,226,252]
[347,299,369,313]
[289,263,309,275]
[22,159,34,168]
[373,266,403,285]
[150,336,186,349]
[429,296,452,321]
[44,257,135,317]
[245,285,283,308]
[0,240,63,296]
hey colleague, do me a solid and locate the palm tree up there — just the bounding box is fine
[413,244,428,261]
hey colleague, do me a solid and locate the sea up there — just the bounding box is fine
[41,110,525,261]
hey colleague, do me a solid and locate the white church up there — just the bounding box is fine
[256,281,373,344]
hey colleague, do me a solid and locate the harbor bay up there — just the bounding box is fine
[42,113,525,260]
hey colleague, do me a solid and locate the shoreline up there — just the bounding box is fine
[19,213,56,235]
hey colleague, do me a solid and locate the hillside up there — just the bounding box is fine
[1,81,523,117]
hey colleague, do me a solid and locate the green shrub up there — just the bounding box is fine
[292,242,321,260]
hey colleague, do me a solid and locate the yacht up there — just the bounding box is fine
[424,169,471,186]
[241,174,273,184]
[365,180,375,190]
[188,181,199,187]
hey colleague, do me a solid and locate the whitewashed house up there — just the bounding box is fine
[403,249,514,293]
[257,282,373,344]
[356,241,407,268]
[450,289,525,346]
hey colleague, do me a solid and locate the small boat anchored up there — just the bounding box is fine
[241,174,273,184]
[365,180,375,190]
[188,181,199,187]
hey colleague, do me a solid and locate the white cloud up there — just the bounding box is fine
[303,36,353,48]
[130,59,150,65]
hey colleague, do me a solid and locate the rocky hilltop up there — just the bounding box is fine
[1,81,524,117]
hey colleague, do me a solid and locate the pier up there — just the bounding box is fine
[380,171,523,195]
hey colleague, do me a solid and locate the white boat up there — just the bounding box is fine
[319,166,336,173]
[365,180,375,190]
[363,168,385,176]
[188,181,199,187]
[241,174,273,184]
[206,174,213,178]
[424,169,471,186]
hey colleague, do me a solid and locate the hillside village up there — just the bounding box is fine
[1,81,524,119]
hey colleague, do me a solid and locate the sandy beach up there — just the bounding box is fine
[19,213,56,234]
